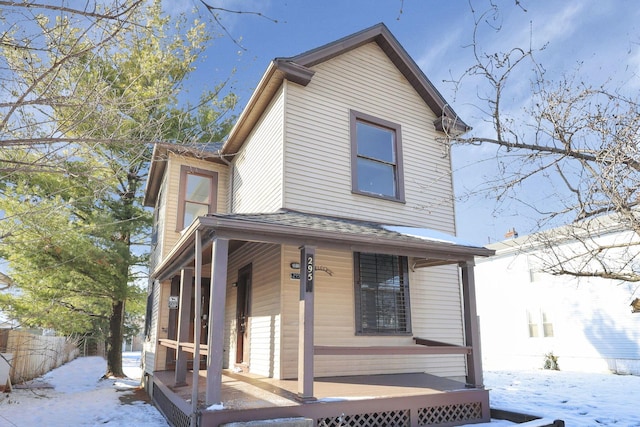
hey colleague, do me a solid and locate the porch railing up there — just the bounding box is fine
[314,337,472,356]
[158,338,208,354]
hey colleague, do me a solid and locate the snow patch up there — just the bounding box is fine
[382,225,478,247]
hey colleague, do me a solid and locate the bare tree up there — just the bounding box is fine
[0,1,238,377]
[0,1,146,171]
[447,3,640,285]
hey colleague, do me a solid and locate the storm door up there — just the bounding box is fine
[235,264,252,365]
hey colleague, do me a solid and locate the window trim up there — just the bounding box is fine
[176,165,218,231]
[350,110,405,203]
[353,252,412,336]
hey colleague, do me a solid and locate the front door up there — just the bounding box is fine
[235,264,252,365]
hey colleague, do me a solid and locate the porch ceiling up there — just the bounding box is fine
[151,209,494,281]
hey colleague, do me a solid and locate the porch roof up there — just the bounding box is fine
[152,209,494,281]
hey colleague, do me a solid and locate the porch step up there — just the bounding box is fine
[220,418,313,427]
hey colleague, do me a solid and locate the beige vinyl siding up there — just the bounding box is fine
[149,175,167,273]
[280,246,464,379]
[224,242,282,377]
[232,87,285,213]
[159,154,229,261]
[409,264,467,379]
[283,42,455,232]
[151,279,173,371]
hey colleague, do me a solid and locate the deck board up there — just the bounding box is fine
[154,369,469,411]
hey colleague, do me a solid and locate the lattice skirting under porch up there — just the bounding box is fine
[152,379,192,427]
[317,401,485,427]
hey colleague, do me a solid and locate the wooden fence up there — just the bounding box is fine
[0,329,79,384]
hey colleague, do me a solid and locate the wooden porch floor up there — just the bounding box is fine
[154,369,473,411]
[152,369,491,426]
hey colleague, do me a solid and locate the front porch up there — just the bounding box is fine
[152,368,490,427]
[149,211,495,426]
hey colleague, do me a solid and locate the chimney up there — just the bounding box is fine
[504,228,518,239]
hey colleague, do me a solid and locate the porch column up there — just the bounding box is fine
[298,245,316,401]
[190,230,203,427]
[175,268,194,386]
[460,260,484,388]
[206,238,229,406]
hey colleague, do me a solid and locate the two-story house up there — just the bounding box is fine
[142,24,494,427]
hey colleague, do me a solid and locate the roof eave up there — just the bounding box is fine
[143,142,226,207]
[221,61,315,156]
[151,215,494,281]
[143,144,167,207]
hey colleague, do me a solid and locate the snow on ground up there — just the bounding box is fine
[482,369,640,426]
[0,352,168,427]
[2,355,640,427]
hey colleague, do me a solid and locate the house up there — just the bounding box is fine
[142,23,496,427]
[475,223,640,376]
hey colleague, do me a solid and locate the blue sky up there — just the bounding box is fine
[169,0,640,245]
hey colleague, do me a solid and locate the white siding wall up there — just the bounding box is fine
[232,87,285,213]
[283,42,455,232]
[476,246,640,374]
[224,242,282,377]
[280,246,466,380]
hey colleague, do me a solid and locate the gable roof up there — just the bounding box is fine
[143,142,224,207]
[221,23,469,156]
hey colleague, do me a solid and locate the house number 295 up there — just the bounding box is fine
[306,254,314,292]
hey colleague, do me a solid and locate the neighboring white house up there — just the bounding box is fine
[475,225,640,375]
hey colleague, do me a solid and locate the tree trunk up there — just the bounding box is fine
[105,299,125,378]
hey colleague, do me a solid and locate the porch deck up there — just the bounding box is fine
[152,369,490,427]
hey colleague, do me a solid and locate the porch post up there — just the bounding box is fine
[298,245,316,401]
[460,260,484,388]
[206,238,229,406]
[190,230,203,427]
[175,268,194,386]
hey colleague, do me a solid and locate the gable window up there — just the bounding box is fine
[350,110,404,201]
[177,166,218,231]
[354,252,411,335]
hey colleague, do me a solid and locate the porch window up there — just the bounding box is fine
[350,110,404,202]
[177,166,218,231]
[354,252,411,335]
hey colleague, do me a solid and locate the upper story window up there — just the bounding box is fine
[354,252,411,335]
[177,166,218,231]
[350,110,404,202]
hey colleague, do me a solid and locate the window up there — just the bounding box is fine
[350,110,404,201]
[527,309,554,338]
[177,166,218,230]
[354,253,411,335]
